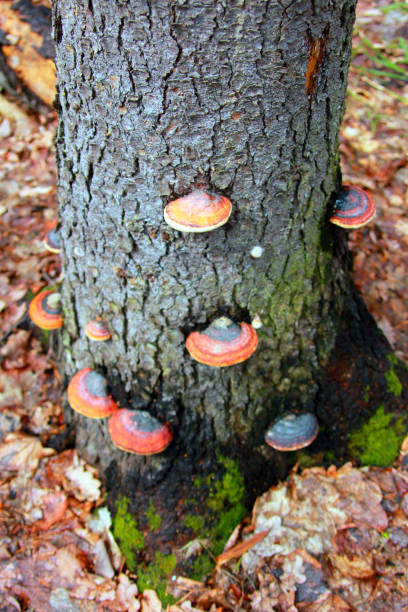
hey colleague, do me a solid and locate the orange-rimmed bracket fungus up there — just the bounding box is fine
[329,185,376,229]
[67,368,118,418]
[186,316,258,367]
[28,290,63,330]
[85,319,111,341]
[44,227,61,254]
[108,409,173,455]
[164,190,232,232]
[264,412,319,451]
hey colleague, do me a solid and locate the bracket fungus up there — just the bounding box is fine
[164,190,232,232]
[186,316,258,367]
[29,290,63,330]
[108,409,172,455]
[330,185,376,229]
[85,319,111,342]
[264,412,319,451]
[44,227,61,254]
[67,368,118,418]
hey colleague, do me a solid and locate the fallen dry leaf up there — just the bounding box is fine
[0,432,54,472]
[216,529,269,568]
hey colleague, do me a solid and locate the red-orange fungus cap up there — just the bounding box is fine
[164,190,232,232]
[85,319,111,341]
[29,291,63,330]
[67,368,118,418]
[186,316,258,367]
[330,185,376,229]
[108,409,173,455]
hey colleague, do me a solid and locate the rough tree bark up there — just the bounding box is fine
[52,0,407,578]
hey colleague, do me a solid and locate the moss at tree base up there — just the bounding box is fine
[349,405,406,467]
[385,354,403,397]
[137,552,177,607]
[112,497,145,571]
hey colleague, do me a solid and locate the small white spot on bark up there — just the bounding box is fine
[250,245,264,258]
[251,314,263,329]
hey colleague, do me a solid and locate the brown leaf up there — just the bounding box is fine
[34,492,68,531]
[0,432,54,472]
[216,529,269,568]
[329,552,375,579]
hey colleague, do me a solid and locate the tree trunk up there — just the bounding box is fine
[52,0,407,581]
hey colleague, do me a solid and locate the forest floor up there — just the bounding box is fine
[0,2,407,611]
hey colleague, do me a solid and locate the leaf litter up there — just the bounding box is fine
[0,0,407,610]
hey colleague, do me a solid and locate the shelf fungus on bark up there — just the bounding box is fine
[28,290,63,330]
[44,227,61,254]
[264,412,319,451]
[186,316,258,367]
[163,190,232,233]
[85,319,111,341]
[329,185,376,228]
[108,409,173,455]
[67,368,118,418]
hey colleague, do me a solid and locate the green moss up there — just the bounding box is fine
[349,405,406,467]
[108,302,122,314]
[183,455,248,578]
[112,496,145,571]
[146,500,162,531]
[137,552,177,606]
[296,452,320,469]
[385,355,403,396]
[183,514,205,532]
[193,476,204,488]
[191,554,214,581]
[207,455,246,511]
[212,504,247,555]
[363,385,370,403]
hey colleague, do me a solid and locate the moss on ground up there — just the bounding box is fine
[349,405,406,466]
[183,454,248,580]
[191,554,215,581]
[137,552,177,606]
[112,496,145,572]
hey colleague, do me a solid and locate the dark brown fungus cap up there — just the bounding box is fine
[186,316,258,367]
[67,368,118,418]
[164,190,232,232]
[264,412,319,451]
[44,227,61,254]
[28,291,63,330]
[108,409,172,455]
[330,185,376,228]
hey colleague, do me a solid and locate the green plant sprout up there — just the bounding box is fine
[353,37,408,83]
